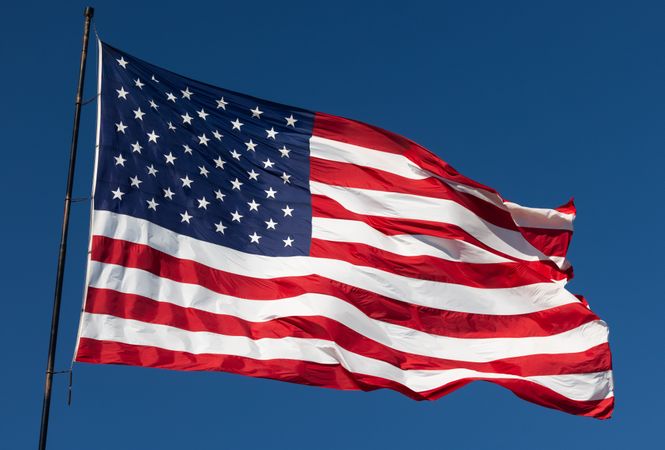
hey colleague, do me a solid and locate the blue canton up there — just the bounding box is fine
[96,43,314,256]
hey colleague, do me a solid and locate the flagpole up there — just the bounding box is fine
[38,7,94,450]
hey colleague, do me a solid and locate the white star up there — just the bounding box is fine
[168,122,176,131]
[247,199,261,211]
[116,87,129,100]
[166,92,177,102]
[214,189,226,201]
[114,154,126,166]
[285,115,297,127]
[149,100,159,110]
[111,187,125,200]
[214,157,226,169]
[231,118,244,131]
[216,97,228,109]
[182,145,193,155]
[180,211,192,223]
[131,141,142,153]
[247,169,259,180]
[212,130,223,141]
[230,178,243,190]
[265,127,278,139]
[281,172,291,184]
[146,198,159,211]
[245,139,257,152]
[133,107,145,121]
[163,187,175,199]
[116,57,128,68]
[197,108,209,120]
[197,197,210,209]
[262,158,275,169]
[230,149,241,160]
[181,87,193,99]
[282,205,294,217]
[180,175,193,188]
[283,236,294,247]
[164,152,177,164]
[151,75,160,83]
[231,210,243,222]
[115,121,127,133]
[215,221,227,234]
[250,106,264,118]
[147,130,159,143]
[265,218,277,230]
[134,78,145,89]
[279,146,291,158]
[264,187,277,198]
[199,165,209,177]
[198,133,210,146]
[249,232,262,244]
[181,113,193,124]
[129,175,142,188]
[146,164,158,176]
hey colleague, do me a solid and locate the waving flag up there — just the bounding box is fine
[74,41,614,419]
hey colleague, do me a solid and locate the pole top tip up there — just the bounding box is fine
[84,7,94,18]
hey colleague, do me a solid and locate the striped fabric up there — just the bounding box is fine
[75,43,613,419]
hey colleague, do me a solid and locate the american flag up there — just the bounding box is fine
[74,41,614,419]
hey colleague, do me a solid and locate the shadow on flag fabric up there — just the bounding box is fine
[74,40,614,419]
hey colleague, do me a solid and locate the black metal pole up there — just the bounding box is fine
[38,7,94,450]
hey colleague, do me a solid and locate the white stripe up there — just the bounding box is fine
[92,211,581,315]
[311,181,550,263]
[312,217,512,264]
[88,262,608,363]
[80,313,613,401]
[311,135,574,232]
[310,135,429,180]
[443,179,575,231]
[503,202,575,231]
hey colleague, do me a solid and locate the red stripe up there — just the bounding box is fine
[555,198,576,215]
[90,235,596,338]
[313,112,497,193]
[310,239,567,287]
[479,379,613,420]
[76,338,613,418]
[519,226,573,258]
[311,195,572,278]
[313,194,503,250]
[84,287,611,376]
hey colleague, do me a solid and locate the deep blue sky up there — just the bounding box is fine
[2,1,663,448]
